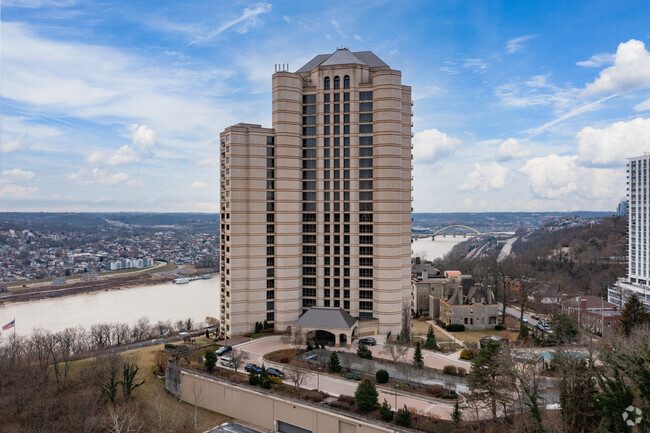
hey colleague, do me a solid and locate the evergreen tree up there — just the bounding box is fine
[424,325,437,350]
[558,353,600,433]
[259,365,271,389]
[596,368,634,433]
[551,311,580,344]
[395,405,412,427]
[518,322,530,340]
[354,378,379,411]
[466,340,514,421]
[620,293,650,337]
[328,351,341,373]
[451,400,462,427]
[413,341,424,369]
[357,343,373,360]
[379,399,394,421]
[204,350,217,371]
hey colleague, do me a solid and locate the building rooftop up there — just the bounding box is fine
[296,48,388,73]
[294,307,358,329]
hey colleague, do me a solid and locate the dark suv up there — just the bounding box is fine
[215,345,232,356]
[358,337,377,346]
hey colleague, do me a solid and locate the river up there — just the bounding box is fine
[0,279,219,337]
[411,235,471,261]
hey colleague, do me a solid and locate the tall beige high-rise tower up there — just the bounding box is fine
[219,49,412,338]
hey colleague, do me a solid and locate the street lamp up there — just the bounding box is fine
[317,367,322,392]
[394,383,399,409]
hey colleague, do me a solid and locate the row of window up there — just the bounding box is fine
[265,136,275,323]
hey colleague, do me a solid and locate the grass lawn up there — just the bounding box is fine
[455,328,517,345]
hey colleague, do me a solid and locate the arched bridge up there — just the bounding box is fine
[431,225,482,237]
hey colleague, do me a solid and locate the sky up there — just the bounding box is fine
[2,0,650,213]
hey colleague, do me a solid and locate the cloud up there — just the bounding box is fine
[496,138,532,161]
[1,132,31,153]
[190,181,209,189]
[190,3,272,44]
[583,39,650,96]
[495,74,577,109]
[412,129,461,163]
[130,124,157,151]
[519,154,622,200]
[331,20,346,38]
[68,168,133,186]
[506,35,537,54]
[87,145,140,167]
[576,117,650,167]
[1,168,35,181]
[459,163,508,191]
[576,53,615,68]
[0,184,37,197]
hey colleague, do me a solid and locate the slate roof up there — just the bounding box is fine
[296,48,388,73]
[294,307,358,329]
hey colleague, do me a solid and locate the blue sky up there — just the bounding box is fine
[2,0,650,213]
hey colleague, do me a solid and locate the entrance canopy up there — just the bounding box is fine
[293,307,358,348]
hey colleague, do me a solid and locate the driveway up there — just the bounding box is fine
[232,336,459,419]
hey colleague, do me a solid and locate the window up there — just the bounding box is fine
[266,224,275,233]
[359,124,373,134]
[303,213,316,222]
[303,288,316,297]
[324,77,330,90]
[303,235,316,243]
[267,290,275,299]
[360,91,373,100]
[302,277,316,286]
[302,181,316,189]
[267,257,275,267]
[267,202,274,211]
[303,245,316,254]
[303,160,316,169]
[266,268,274,277]
[266,147,274,156]
[334,76,340,89]
[344,114,350,123]
[324,93,330,102]
[343,75,350,89]
[303,298,316,308]
[359,301,373,310]
[266,158,274,168]
[360,225,373,233]
[359,113,373,123]
[334,115,340,124]
[359,181,373,190]
[267,279,274,288]
[360,148,373,157]
[360,279,373,288]
[267,169,274,178]
[324,126,330,135]
[360,213,373,222]
[303,170,316,179]
[360,158,373,168]
[360,203,373,211]
[266,312,275,321]
[334,93,340,102]
[324,115,330,124]
[303,105,316,114]
[359,102,373,111]
[360,169,373,179]
[303,256,316,265]
[266,191,275,200]
[324,104,330,113]
[360,290,373,299]
[303,127,316,135]
[267,246,275,255]
[266,180,275,189]
[360,236,373,244]
[359,268,373,277]
[302,224,316,233]
[344,92,350,101]
[266,235,274,244]
[266,301,274,310]
[360,191,373,200]
[303,94,316,103]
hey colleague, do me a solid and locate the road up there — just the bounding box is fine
[503,305,551,333]
[497,237,518,262]
[231,336,461,419]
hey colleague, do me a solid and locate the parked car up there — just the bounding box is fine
[215,345,232,356]
[220,356,235,368]
[266,368,284,378]
[358,337,377,346]
[531,314,540,320]
[245,363,262,374]
[522,318,529,323]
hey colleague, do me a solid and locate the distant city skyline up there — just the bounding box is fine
[2,1,650,213]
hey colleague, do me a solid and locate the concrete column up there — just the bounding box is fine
[334,333,340,348]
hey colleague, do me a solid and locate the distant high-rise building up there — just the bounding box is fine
[616,198,629,217]
[219,49,413,338]
[609,155,650,310]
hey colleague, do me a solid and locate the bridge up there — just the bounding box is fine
[430,225,482,238]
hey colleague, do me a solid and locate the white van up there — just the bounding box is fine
[220,356,235,368]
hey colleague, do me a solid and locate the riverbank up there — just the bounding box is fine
[0,267,215,304]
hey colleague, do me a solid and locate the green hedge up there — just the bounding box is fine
[446,324,465,332]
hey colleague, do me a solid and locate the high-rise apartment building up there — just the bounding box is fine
[609,154,650,310]
[219,49,412,338]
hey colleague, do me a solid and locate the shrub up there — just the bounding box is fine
[255,322,263,333]
[459,349,474,360]
[494,324,505,331]
[269,376,282,385]
[445,324,465,332]
[376,369,389,384]
[305,391,324,402]
[259,367,271,389]
[328,352,342,373]
[428,384,446,395]
[279,357,290,364]
[443,365,458,376]
[338,395,356,405]
[306,342,314,351]
[204,350,217,371]
[379,399,394,421]
[357,343,373,360]
[205,329,210,339]
[330,401,351,410]
[354,379,379,411]
[248,371,259,386]
[164,343,176,350]
[457,367,467,377]
[345,372,355,380]
[395,405,412,427]
[263,320,269,329]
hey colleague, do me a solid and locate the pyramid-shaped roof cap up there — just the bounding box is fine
[294,307,358,329]
[296,48,388,73]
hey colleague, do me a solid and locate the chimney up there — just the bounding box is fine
[422,270,428,280]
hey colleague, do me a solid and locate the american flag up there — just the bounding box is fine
[2,319,15,330]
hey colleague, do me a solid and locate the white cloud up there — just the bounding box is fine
[576,53,615,68]
[583,39,650,96]
[130,124,157,151]
[1,132,31,153]
[331,20,346,38]
[1,168,35,181]
[68,168,132,186]
[412,129,461,163]
[496,138,531,161]
[0,184,37,197]
[495,74,577,110]
[189,3,272,44]
[519,154,622,200]
[87,145,141,167]
[190,181,209,189]
[459,163,508,191]
[576,117,650,167]
[635,98,650,112]
[506,35,537,54]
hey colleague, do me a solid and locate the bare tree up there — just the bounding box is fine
[155,320,172,337]
[184,317,194,331]
[382,339,409,363]
[284,361,309,391]
[229,349,250,374]
[113,322,130,345]
[90,323,107,348]
[292,325,304,347]
[400,301,412,342]
[105,405,143,433]
[131,317,152,341]
[175,320,185,332]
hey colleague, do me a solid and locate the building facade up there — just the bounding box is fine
[609,155,650,311]
[219,49,412,337]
